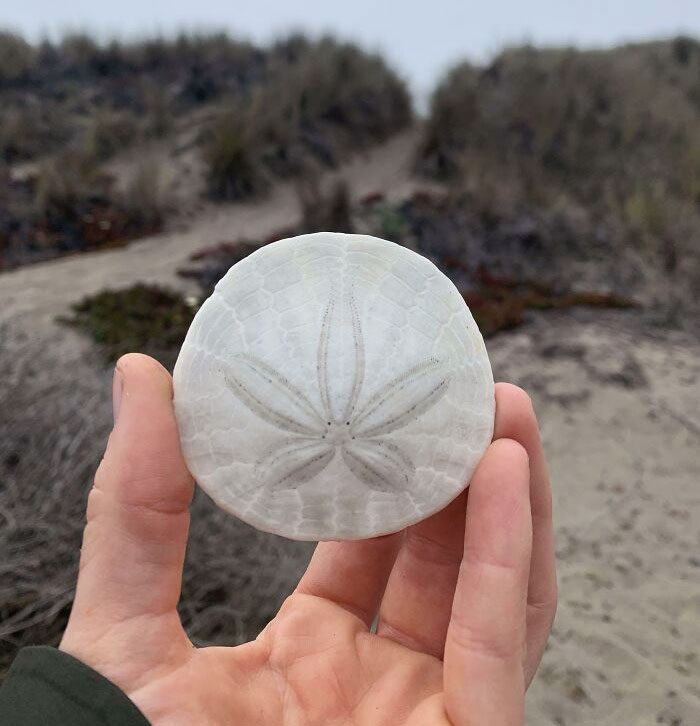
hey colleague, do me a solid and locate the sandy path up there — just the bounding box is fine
[1,127,424,328]
[1,128,699,725]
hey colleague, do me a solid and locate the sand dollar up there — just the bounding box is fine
[173,232,494,540]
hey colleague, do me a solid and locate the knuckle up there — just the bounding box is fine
[449,609,524,661]
[528,591,558,629]
[404,529,463,567]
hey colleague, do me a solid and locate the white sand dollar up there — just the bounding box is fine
[173,232,494,541]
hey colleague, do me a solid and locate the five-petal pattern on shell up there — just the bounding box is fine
[223,290,451,493]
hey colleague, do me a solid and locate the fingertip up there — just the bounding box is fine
[489,436,529,468]
[494,383,535,433]
[465,438,532,565]
[495,381,532,407]
[115,353,173,395]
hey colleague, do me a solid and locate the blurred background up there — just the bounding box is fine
[1,2,699,724]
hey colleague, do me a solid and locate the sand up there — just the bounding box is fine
[490,311,700,726]
[1,127,698,724]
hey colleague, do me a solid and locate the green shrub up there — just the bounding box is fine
[60,284,196,365]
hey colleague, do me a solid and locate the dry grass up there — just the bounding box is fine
[1,30,409,171]
[420,42,700,198]
[121,159,167,230]
[204,105,270,200]
[28,151,165,259]
[0,31,257,163]
[296,172,353,233]
[0,103,71,164]
[204,35,411,200]
[417,39,700,315]
[84,108,141,161]
[0,31,35,83]
[1,30,410,265]
[0,149,167,269]
[0,326,313,682]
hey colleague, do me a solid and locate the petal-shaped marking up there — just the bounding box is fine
[256,439,336,491]
[341,438,415,493]
[352,357,450,437]
[317,298,334,422]
[223,355,325,436]
[340,287,366,424]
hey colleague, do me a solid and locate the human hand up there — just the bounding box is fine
[60,353,556,726]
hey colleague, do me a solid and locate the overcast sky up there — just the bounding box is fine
[4,0,700,104]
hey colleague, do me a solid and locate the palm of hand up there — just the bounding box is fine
[118,595,448,726]
[60,355,556,726]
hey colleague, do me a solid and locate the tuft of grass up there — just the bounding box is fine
[8,151,165,264]
[141,82,172,138]
[121,159,166,230]
[59,284,197,366]
[296,171,353,233]
[33,151,107,230]
[204,106,270,200]
[0,103,71,164]
[84,107,141,160]
[203,35,412,201]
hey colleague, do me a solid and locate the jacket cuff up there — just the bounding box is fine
[0,646,151,725]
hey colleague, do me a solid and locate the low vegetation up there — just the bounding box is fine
[174,187,633,348]
[418,39,700,312]
[59,285,197,367]
[203,36,411,200]
[0,151,165,269]
[0,31,263,164]
[0,31,410,269]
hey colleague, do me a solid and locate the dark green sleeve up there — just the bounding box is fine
[0,646,151,726]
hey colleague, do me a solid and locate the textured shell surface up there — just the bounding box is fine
[173,232,494,541]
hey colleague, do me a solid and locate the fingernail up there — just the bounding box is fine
[112,367,123,424]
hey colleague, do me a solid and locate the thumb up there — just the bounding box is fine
[65,353,194,633]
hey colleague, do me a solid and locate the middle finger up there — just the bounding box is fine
[375,490,467,658]
[375,385,527,659]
